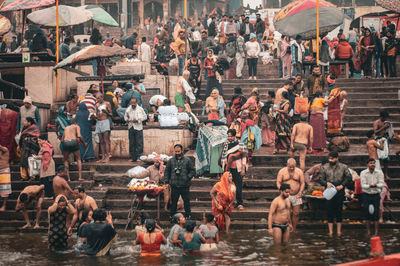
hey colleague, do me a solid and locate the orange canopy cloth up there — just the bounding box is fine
[0,0,54,11]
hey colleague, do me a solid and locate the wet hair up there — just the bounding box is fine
[227,129,236,136]
[81,209,90,222]
[174,144,183,150]
[58,196,67,203]
[267,90,275,98]
[367,158,376,164]
[19,193,28,202]
[366,129,374,138]
[204,213,214,223]
[75,186,85,193]
[39,134,48,141]
[321,157,329,165]
[140,212,150,225]
[329,151,339,158]
[379,110,389,119]
[171,213,183,224]
[145,219,156,233]
[184,220,196,232]
[57,165,66,173]
[25,117,35,125]
[280,183,291,191]
[92,208,107,222]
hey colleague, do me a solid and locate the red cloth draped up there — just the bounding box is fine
[41,141,53,171]
[0,108,18,160]
[212,172,236,231]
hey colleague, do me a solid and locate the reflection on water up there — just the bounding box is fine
[0,229,399,265]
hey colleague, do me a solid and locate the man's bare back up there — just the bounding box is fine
[15,185,44,210]
[366,139,383,160]
[63,124,81,142]
[373,119,386,137]
[53,176,73,199]
[292,122,313,146]
[277,167,303,195]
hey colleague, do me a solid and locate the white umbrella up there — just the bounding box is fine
[27,5,93,27]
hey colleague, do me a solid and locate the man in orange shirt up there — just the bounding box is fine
[335,37,354,78]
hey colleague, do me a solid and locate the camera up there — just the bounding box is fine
[174,167,182,175]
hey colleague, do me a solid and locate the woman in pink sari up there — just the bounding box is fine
[280,36,292,78]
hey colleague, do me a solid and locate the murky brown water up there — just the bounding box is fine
[0,229,400,265]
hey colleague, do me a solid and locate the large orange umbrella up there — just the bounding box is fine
[375,0,400,13]
[273,0,345,38]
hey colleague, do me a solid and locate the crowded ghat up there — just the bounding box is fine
[0,0,400,265]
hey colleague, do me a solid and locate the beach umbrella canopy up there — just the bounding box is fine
[54,45,134,70]
[0,15,11,35]
[81,5,119,27]
[375,0,400,13]
[27,5,93,27]
[0,0,55,11]
[273,0,346,39]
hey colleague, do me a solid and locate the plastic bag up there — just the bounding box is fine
[126,166,146,177]
[295,97,308,114]
[28,156,41,176]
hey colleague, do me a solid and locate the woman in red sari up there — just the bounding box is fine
[327,85,342,135]
[210,172,236,233]
[0,104,18,160]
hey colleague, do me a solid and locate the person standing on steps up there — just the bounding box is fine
[164,144,195,219]
[360,158,384,236]
[366,130,384,171]
[276,158,304,232]
[291,35,305,76]
[95,94,112,163]
[184,53,202,98]
[268,183,293,244]
[290,115,313,172]
[16,96,41,134]
[62,121,86,181]
[124,98,147,163]
[318,151,352,237]
[53,166,74,199]
[373,110,391,180]
[15,184,44,229]
[235,31,246,79]
[245,33,260,80]
[37,134,55,198]
[220,129,247,211]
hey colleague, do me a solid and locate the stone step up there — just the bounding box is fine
[344,114,400,122]
[344,121,400,128]
[343,127,400,136]
[7,189,106,200]
[3,198,104,210]
[9,171,94,182]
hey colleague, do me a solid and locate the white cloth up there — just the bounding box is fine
[360,168,384,194]
[377,137,389,160]
[149,95,167,106]
[235,52,245,78]
[245,41,260,58]
[124,105,147,130]
[193,31,201,41]
[180,78,196,104]
[139,43,152,63]
[113,87,123,96]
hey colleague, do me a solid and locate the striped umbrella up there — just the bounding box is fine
[27,5,93,27]
[273,0,346,39]
[0,0,55,11]
[375,0,400,13]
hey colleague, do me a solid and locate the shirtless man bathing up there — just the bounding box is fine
[373,110,391,179]
[290,115,313,172]
[15,185,44,229]
[62,120,86,181]
[53,166,74,199]
[276,158,305,232]
[366,130,384,171]
[268,183,293,244]
[74,186,98,221]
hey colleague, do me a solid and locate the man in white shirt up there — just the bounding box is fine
[124,98,147,162]
[360,158,384,236]
[139,37,152,63]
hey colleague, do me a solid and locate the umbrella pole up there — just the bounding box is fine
[56,0,60,101]
[184,0,188,64]
[21,10,25,45]
[316,0,320,65]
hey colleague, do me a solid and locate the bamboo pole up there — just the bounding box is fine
[184,0,188,64]
[56,0,60,100]
[316,0,320,65]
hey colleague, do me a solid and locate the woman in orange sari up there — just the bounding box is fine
[210,172,236,233]
[241,88,261,125]
[327,84,341,135]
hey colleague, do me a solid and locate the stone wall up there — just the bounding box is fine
[48,127,194,158]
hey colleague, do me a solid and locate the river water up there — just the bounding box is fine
[1,229,399,265]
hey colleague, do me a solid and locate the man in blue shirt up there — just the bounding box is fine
[117,76,146,120]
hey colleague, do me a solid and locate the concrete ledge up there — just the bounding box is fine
[48,126,194,157]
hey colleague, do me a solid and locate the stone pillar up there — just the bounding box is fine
[81,0,85,5]
[121,0,128,35]
[163,0,169,22]
[139,0,144,27]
